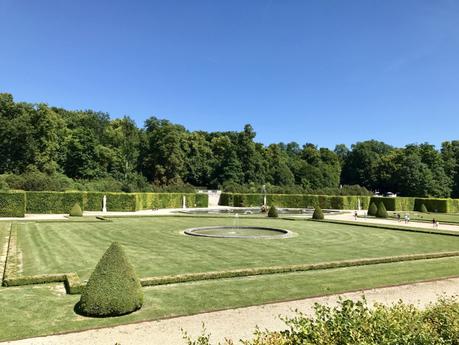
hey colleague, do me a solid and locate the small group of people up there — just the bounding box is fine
[395,213,410,224]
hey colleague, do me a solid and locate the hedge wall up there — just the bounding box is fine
[413,198,459,213]
[0,191,209,216]
[0,191,26,217]
[219,193,370,210]
[369,197,415,212]
[26,191,85,214]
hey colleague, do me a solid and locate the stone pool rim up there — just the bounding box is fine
[183,226,294,239]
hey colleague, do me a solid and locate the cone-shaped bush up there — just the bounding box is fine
[69,203,83,217]
[420,203,428,213]
[376,202,388,218]
[268,205,278,218]
[78,242,143,317]
[312,206,324,220]
[368,202,378,216]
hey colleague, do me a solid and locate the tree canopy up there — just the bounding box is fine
[0,93,457,197]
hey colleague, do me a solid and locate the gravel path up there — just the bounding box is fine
[328,210,459,232]
[4,277,459,345]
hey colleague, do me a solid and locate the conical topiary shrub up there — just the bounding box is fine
[78,242,143,317]
[69,203,83,217]
[420,203,428,213]
[368,202,378,216]
[268,205,278,218]
[376,202,388,218]
[312,206,324,220]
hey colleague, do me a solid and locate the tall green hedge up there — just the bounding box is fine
[135,193,208,210]
[0,191,26,217]
[220,193,370,210]
[26,191,85,214]
[414,198,452,213]
[194,193,209,207]
[0,191,208,216]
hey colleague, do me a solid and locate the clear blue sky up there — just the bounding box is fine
[1,0,458,149]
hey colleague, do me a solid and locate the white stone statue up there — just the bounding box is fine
[102,195,107,213]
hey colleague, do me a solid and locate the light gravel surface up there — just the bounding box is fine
[4,277,459,345]
[328,210,459,232]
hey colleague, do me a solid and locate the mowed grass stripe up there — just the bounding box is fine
[15,217,459,281]
[1,256,459,342]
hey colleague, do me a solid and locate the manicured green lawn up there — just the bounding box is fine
[16,217,459,280]
[2,216,459,342]
[1,256,459,341]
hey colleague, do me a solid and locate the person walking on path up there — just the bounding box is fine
[354,211,358,220]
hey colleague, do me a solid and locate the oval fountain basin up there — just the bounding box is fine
[183,226,293,239]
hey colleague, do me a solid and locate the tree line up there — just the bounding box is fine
[0,93,458,197]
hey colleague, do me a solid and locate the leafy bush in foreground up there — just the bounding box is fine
[184,297,459,345]
[268,205,278,218]
[78,242,143,317]
[312,206,324,220]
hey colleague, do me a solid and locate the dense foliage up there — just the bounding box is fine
[78,242,143,317]
[1,93,459,197]
[184,297,459,345]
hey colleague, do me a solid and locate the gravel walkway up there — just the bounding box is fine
[327,211,459,232]
[4,277,459,345]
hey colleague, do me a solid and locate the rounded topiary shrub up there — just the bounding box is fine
[376,202,388,218]
[312,206,324,220]
[268,205,278,218]
[420,203,428,213]
[368,202,378,216]
[78,242,143,317]
[69,202,83,217]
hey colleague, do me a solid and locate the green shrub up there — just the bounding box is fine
[69,203,83,217]
[376,202,388,218]
[237,298,459,345]
[78,242,143,317]
[420,203,428,213]
[368,202,378,216]
[268,205,278,218]
[0,192,26,217]
[312,206,324,220]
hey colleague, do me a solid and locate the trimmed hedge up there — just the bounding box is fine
[376,202,388,218]
[69,203,83,217]
[78,242,143,317]
[0,191,26,217]
[368,202,378,216]
[26,191,85,214]
[369,197,416,212]
[414,198,459,213]
[219,193,371,210]
[312,206,324,220]
[268,205,278,218]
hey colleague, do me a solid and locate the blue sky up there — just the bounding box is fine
[1,0,458,149]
